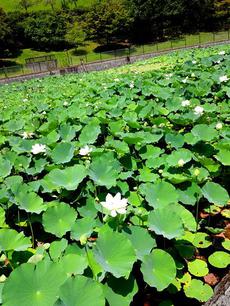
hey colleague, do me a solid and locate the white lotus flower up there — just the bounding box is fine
[130,83,134,88]
[114,78,120,82]
[178,159,185,167]
[219,51,225,55]
[216,122,223,130]
[192,60,197,64]
[191,73,196,77]
[79,145,92,156]
[22,132,34,139]
[101,193,128,217]
[42,111,46,115]
[181,100,190,107]
[182,76,188,83]
[194,169,200,176]
[219,75,229,83]
[194,106,204,116]
[63,101,68,106]
[31,144,46,155]
[23,98,28,102]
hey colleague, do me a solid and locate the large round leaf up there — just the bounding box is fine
[93,227,136,278]
[141,249,177,291]
[42,202,76,238]
[59,254,88,276]
[188,259,209,277]
[215,149,230,166]
[59,275,104,306]
[2,261,67,306]
[202,182,229,206]
[43,165,87,191]
[184,279,213,302]
[123,226,156,260]
[51,143,75,164]
[148,206,184,239]
[15,187,45,214]
[208,251,230,268]
[0,229,31,252]
[79,120,101,145]
[0,157,12,178]
[103,275,138,306]
[191,124,218,142]
[89,152,121,188]
[140,181,178,208]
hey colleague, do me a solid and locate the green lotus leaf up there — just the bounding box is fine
[42,202,76,238]
[0,207,6,227]
[51,143,75,164]
[123,226,156,260]
[79,120,101,145]
[14,187,45,214]
[0,229,31,252]
[0,157,12,179]
[222,239,230,251]
[215,148,230,166]
[59,254,88,276]
[172,204,197,232]
[103,275,138,306]
[59,275,104,306]
[178,183,201,206]
[184,279,213,302]
[89,152,121,188]
[93,227,136,278]
[49,239,68,261]
[165,133,184,149]
[166,149,193,167]
[202,182,229,206]
[43,165,87,191]
[148,205,184,239]
[188,259,209,277]
[70,217,96,242]
[208,251,230,268]
[192,232,212,248]
[191,124,218,142]
[140,181,178,208]
[141,249,177,291]
[59,124,76,142]
[2,261,67,306]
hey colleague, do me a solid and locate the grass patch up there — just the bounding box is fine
[0,0,95,12]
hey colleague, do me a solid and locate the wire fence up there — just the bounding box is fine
[0,30,229,80]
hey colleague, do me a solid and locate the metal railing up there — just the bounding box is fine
[0,30,229,80]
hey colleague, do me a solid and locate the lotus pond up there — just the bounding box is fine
[0,45,230,306]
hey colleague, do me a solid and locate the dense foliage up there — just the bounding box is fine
[0,46,230,305]
[0,0,229,55]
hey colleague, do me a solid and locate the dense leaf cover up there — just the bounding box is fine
[0,46,229,305]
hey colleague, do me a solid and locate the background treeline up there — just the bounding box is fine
[0,0,230,55]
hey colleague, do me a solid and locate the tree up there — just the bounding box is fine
[22,12,69,50]
[19,0,34,12]
[84,0,133,44]
[65,21,86,49]
[0,9,14,54]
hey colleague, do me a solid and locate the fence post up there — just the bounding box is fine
[170,40,173,49]
[3,67,8,78]
[85,54,88,63]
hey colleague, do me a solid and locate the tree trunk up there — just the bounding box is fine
[204,271,230,306]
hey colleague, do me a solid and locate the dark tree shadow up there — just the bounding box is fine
[0,60,20,68]
[71,49,88,56]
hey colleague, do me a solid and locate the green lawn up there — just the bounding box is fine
[0,0,95,12]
